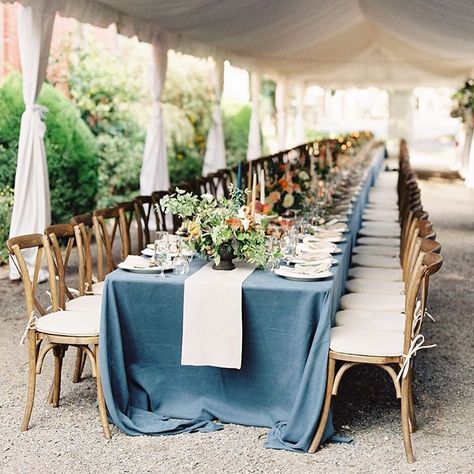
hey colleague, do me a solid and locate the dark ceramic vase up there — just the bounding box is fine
[212,245,235,270]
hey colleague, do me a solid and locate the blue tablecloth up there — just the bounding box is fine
[99,146,385,452]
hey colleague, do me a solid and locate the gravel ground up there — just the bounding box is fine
[0,176,473,474]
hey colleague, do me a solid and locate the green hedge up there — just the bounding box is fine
[0,74,98,261]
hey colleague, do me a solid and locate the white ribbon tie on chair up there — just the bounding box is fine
[397,334,436,381]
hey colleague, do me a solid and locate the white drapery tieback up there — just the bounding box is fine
[397,334,436,381]
[24,104,48,137]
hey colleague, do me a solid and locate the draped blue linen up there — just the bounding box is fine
[99,147,385,451]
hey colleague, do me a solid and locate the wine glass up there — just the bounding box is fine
[172,236,190,276]
[154,231,170,278]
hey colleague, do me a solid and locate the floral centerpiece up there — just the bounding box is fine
[264,151,311,215]
[159,186,271,270]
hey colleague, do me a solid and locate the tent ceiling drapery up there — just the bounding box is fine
[5,0,474,87]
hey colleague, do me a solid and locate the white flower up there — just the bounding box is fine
[201,193,214,203]
[242,218,250,231]
[254,214,263,225]
[282,193,295,208]
[237,206,247,219]
[298,171,310,181]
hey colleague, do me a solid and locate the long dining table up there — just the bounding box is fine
[99,144,386,452]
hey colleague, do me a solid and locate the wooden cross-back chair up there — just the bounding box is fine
[117,201,147,255]
[6,234,111,439]
[133,195,156,250]
[93,206,130,281]
[309,251,443,462]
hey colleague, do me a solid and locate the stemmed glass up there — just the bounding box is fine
[172,236,190,276]
[281,234,297,267]
[154,231,170,278]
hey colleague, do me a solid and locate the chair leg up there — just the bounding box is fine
[52,346,65,408]
[401,375,416,463]
[72,347,84,383]
[94,345,111,439]
[407,367,417,433]
[21,335,38,432]
[308,357,336,453]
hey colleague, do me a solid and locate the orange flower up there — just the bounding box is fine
[269,191,281,203]
[278,178,289,188]
[226,217,242,231]
[261,203,271,214]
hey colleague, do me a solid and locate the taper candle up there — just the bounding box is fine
[260,169,265,204]
[251,172,257,217]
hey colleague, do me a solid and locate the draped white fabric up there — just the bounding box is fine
[276,78,288,151]
[388,90,414,144]
[140,42,170,195]
[460,110,474,179]
[246,71,261,161]
[202,59,226,176]
[294,83,306,145]
[8,5,55,280]
[5,0,474,87]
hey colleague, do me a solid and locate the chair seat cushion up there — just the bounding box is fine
[36,311,100,337]
[330,326,404,357]
[358,227,400,238]
[348,266,403,281]
[363,212,399,223]
[340,293,405,312]
[335,309,405,332]
[357,236,400,246]
[346,278,404,294]
[351,254,401,269]
[91,281,104,296]
[66,295,102,313]
[352,245,399,257]
[361,222,400,233]
[366,203,399,211]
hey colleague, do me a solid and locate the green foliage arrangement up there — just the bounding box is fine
[451,79,474,122]
[160,187,271,267]
[0,187,14,264]
[0,73,98,234]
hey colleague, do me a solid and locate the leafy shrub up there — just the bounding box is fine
[0,73,98,228]
[0,187,14,264]
[223,102,251,167]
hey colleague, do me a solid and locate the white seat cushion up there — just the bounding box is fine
[348,266,403,281]
[66,295,102,313]
[363,212,399,223]
[366,203,399,211]
[335,309,405,332]
[330,326,404,357]
[361,222,400,233]
[91,281,104,296]
[340,293,405,312]
[352,245,399,257]
[358,227,400,238]
[36,311,100,337]
[357,236,400,246]
[346,278,404,294]
[351,254,401,269]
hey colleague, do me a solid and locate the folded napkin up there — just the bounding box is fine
[301,240,337,253]
[293,262,331,275]
[294,252,332,263]
[122,255,152,268]
[181,261,255,369]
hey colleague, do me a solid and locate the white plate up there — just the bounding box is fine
[274,267,333,281]
[118,260,174,274]
[291,257,338,265]
[313,236,347,243]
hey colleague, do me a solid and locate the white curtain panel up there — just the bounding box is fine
[8,5,55,280]
[460,109,474,179]
[202,59,226,176]
[246,71,261,161]
[294,82,306,145]
[140,42,170,195]
[6,0,474,88]
[276,78,288,150]
[388,90,414,143]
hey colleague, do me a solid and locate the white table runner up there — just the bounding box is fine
[181,261,255,369]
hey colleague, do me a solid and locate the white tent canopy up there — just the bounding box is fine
[5,0,474,88]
